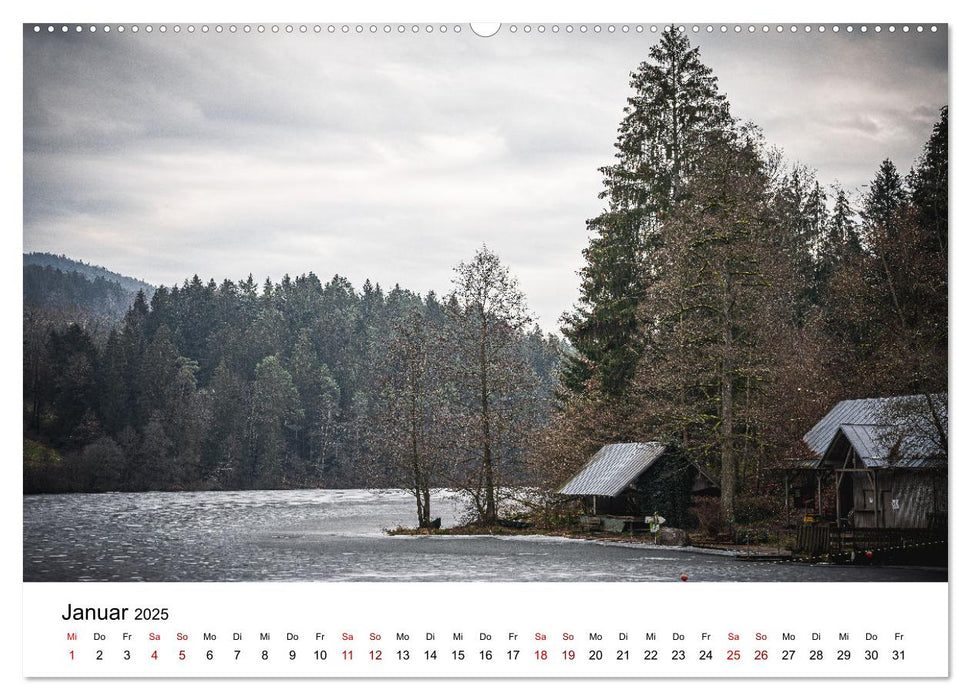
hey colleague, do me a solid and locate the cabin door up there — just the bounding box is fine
[837,473,854,526]
[880,490,895,528]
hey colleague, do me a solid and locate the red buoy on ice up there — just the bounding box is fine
[680,573,688,582]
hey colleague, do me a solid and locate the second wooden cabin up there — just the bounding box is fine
[804,395,947,530]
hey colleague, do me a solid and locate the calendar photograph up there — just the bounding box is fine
[23,22,948,590]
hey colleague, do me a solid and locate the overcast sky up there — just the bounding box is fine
[23,24,947,331]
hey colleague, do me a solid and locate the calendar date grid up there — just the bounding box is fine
[61,626,915,674]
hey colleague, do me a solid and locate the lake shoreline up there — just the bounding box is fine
[384,525,949,571]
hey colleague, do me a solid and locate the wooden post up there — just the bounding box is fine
[816,474,823,517]
[871,470,877,527]
[835,472,842,529]
[867,470,878,528]
[784,473,790,527]
[837,446,853,529]
[889,468,896,528]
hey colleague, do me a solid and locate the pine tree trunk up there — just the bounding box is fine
[422,478,431,530]
[720,275,735,522]
[410,376,426,527]
[678,290,689,447]
[480,319,496,524]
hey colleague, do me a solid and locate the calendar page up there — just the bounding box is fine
[19,5,952,691]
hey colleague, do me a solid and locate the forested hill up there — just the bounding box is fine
[24,253,157,328]
[24,253,155,296]
[24,265,142,326]
[24,254,566,495]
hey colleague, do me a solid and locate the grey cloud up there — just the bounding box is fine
[23,26,947,331]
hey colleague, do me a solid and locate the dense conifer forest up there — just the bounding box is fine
[24,249,563,509]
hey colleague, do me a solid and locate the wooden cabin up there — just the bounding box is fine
[557,442,719,529]
[802,395,947,530]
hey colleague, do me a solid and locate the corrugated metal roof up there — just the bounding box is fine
[806,395,947,469]
[838,424,884,466]
[835,424,945,469]
[805,397,888,456]
[558,443,667,497]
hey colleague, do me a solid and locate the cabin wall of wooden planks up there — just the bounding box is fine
[846,470,946,529]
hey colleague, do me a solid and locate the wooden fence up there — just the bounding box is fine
[794,522,833,556]
[794,523,946,559]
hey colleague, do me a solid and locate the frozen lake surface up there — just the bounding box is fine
[24,489,945,582]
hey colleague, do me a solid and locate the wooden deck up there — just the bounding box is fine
[579,515,638,533]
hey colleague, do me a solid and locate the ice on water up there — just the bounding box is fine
[23,489,943,583]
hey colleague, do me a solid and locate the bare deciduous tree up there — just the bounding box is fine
[447,246,537,525]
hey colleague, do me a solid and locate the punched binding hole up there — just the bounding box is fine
[470,23,501,38]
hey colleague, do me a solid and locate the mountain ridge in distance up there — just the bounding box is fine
[23,252,156,326]
[23,252,156,296]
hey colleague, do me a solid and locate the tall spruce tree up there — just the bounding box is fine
[205,361,248,487]
[829,186,861,255]
[907,106,948,252]
[816,185,861,299]
[631,130,786,520]
[561,28,732,400]
[249,355,303,486]
[862,158,905,233]
[769,167,826,316]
